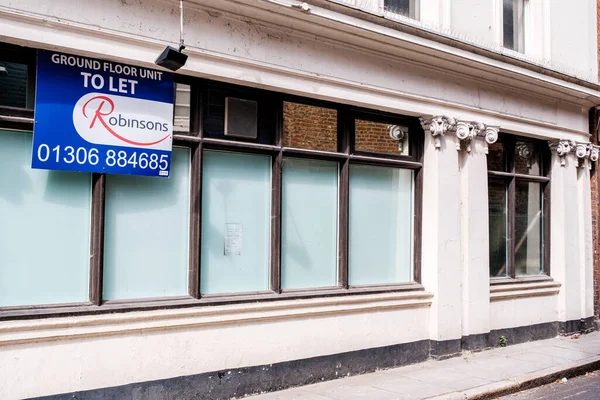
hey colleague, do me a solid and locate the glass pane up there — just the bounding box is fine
[0,62,29,108]
[489,179,508,277]
[283,102,337,152]
[282,158,338,289]
[515,181,543,276]
[515,140,541,175]
[384,0,410,17]
[503,0,524,52]
[0,130,91,306]
[349,164,413,285]
[103,147,191,300]
[201,151,271,294]
[355,119,410,156]
[173,83,191,133]
[487,136,507,172]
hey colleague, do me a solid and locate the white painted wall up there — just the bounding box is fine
[0,295,431,399]
[345,0,597,81]
[547,0,598,82]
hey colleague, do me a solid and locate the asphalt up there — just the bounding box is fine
[498,370,600,400]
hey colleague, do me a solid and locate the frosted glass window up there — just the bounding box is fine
[0,130,91,306]
[349,164,413,285]
[103,147,190,300]
[282,158,338,289]
[201,151,271,294]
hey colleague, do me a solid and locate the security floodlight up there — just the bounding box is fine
[155,46,188,71]
[155,0,187,71]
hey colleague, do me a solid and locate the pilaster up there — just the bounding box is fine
[459,126,498,341]
[420,116,498,355]
[420,116,463,356]
[550,140,589,333]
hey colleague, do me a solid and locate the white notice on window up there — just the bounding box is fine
[224,223,243,255]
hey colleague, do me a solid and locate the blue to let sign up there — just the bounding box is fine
[32,50,174,177]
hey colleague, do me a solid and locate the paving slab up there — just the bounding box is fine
[244,331,600,400]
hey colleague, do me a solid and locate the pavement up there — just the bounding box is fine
[498,370,600,400]
[245,331,600,400]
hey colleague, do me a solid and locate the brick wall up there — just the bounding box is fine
[283,102,337,151]
[355,119,398,154]
[283,103,402,154]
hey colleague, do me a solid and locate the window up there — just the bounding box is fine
[0,130,91,307]
[201,150,271,294]
[383,0,419,20]
[487,134,549,278]
[103,147,191,300]
[0,56,423,317]
[0,43,36,109]
[503,0,525,53]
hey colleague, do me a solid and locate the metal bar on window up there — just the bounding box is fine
[349,154,422,169]
[506,136,516,278]
[270,100,283,293]
[188,142,202,299]
[89,173,106,306]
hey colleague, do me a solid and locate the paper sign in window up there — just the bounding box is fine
[224,223,243,255]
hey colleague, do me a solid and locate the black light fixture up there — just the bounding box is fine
[155,0,188,71]
[0,65,7,77]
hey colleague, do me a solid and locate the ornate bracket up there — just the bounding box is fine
[574,142,600,169]
[420,116,498,153]
[388,124,409,153]
[548,139,575,167]
[480,125,499,154]
[419,116,455,149]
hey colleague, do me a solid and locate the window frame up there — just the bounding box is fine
[502,0,525,53]
[487,133,551,284]
[0,51,423,320]
[382,0,420,21]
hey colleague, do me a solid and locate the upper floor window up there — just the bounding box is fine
[503,0,525,52]
[384,0,419,20]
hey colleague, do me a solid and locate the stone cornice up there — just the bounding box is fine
[549,140,600,168]
[420,116,499,153]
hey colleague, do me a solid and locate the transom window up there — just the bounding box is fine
[487,134,549,279]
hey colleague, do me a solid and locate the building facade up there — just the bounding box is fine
[0,0,599,399]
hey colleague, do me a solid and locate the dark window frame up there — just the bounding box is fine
[0,49,424,320]
[488,133,551,285]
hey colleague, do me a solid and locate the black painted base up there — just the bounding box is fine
[35,340,430,400]
[558,316,596,335]
[32,320,595,400]
[429,339,461,359]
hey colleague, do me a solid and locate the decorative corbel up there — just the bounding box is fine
[590,145,600,163]
[388,124,409,153]
[420,116,456,150]
[574,142,590,168]
[548,139,575,167]
[454,120,484,152]
[481,125,499,154]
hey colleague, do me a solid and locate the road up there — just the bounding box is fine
[498,370,600,400]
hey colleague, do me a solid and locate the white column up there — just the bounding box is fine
[420,117,462,355]
[550,141,582,327]
[459,136,493,340]
[575,145,595,323]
